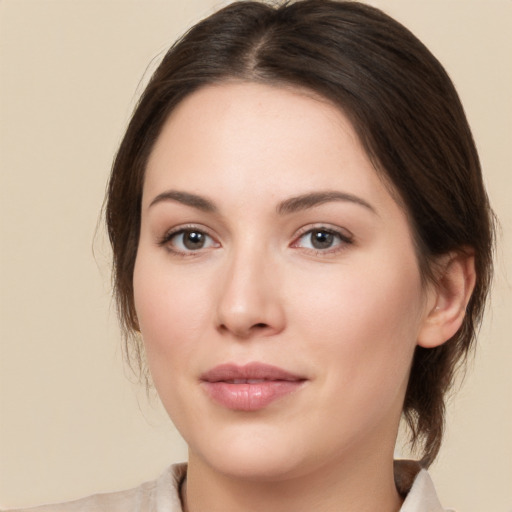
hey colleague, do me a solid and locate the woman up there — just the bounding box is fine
[5,1,495,511]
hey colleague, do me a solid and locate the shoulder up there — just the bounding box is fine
[2,463,187,512]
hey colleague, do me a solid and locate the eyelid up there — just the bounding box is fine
[290,224,354,252]
[292,223,354,241]
[158,224,221,254]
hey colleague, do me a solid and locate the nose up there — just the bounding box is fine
[215,248,286,339]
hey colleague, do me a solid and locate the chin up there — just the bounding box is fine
[208,455,304,483]
[190,426,309,482]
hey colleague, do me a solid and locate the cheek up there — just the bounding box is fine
[132,253,212,381]
[289,252,424,390]
[132,257,212,434]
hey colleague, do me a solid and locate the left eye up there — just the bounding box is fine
[166,229,217,252]
[294,228,350,251]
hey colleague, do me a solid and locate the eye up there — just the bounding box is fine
[293,227,352,252]
[161,228,219,253]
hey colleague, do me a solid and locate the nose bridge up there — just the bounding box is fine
[215,236,284,337]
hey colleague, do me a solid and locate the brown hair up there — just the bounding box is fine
[106,0,494,467]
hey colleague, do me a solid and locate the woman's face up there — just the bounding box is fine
[134,82,434,480]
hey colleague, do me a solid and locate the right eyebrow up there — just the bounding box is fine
[148,190,217,213]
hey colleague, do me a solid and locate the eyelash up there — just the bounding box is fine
[158,224,354,256]
[158,225,219,256]
[291,225,354,255]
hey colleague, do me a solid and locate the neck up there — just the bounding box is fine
[183,446,403,512]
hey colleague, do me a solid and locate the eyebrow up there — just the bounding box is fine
[148,189,376,215]
[149,190,217,212]
[277,191,377,215]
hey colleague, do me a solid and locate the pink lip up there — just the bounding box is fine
[200,363,306,411]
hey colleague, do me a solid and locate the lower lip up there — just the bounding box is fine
[201,381,304,411]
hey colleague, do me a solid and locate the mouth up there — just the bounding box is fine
[200,362,307,411]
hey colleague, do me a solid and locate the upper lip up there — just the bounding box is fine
[200,362,305,383]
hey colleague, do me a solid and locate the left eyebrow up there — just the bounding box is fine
[277,191,377,215]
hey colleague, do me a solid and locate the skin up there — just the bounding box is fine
[133,82,474,512]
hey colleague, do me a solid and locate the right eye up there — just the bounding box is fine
[161,228,219,254]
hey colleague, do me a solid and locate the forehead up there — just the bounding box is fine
[143,81,393,213]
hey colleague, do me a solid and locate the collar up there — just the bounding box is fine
[395,460,449,512]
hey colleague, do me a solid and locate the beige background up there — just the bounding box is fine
[0,0,510,510]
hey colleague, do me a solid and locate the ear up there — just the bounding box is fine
[417,250,476,349]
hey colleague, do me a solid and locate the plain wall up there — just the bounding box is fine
[1,0,511,510]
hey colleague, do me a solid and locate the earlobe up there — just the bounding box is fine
[417,250,476,349]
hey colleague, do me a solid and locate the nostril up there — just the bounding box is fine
[253,323,269,329]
